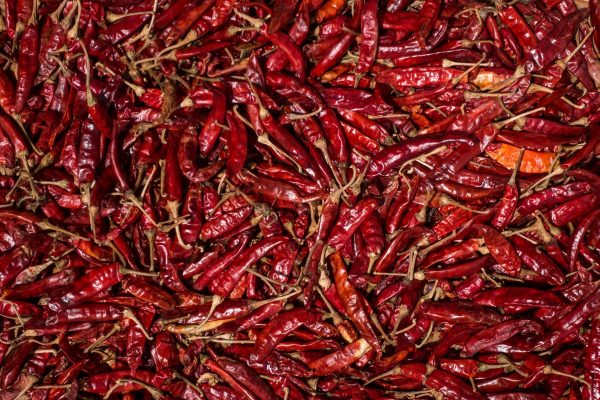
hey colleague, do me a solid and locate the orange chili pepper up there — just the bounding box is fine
[486,143,555,174]
[316,0,346,22]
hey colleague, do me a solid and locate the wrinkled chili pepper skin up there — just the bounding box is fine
[367,134,475,177]
[426,369,485,400]
[330,251,382,355]
[14,22,39,114]
[327,198,378,251]
[0,0,599,397]
[46,264,122,311]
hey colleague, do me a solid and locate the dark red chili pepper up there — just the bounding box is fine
[498,6,538,51]
[425,369,486,400]
[549,192,599,227]
[355,0,378,74]
[367,134,475,177]
[251,308,318,361]
[476,225,521,276]
[491,152,522,231]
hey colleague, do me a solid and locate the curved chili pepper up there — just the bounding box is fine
[327,198,378,251]
[330,251,382,354]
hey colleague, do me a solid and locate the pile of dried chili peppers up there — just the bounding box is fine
[0,0,599,397]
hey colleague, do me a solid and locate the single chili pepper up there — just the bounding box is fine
[225,111,248,177]
[251,103,325,186]
[561,125,600,169]
[315,0,346,22]
[515,181,592,219]
[0,341,36,389]
[45,263,124,311]
[585,317,600,399]
[491,150,522,231]
[498,6,538,51]
[213,354,278,400]
[416,0,441,48]
[0,69,15,114]
[3,269,77,299]
[160,0,215,45]
[327,198,378,251]
[418,255,494,280]
[251,308,319,362]
[421,300,504,325]
[386,175,419,234]
[568,208,600,272]
[374,226,432,273]
[194,233,251,290]
[473,287,564,310]
[310,32,354,78]
[425,368,486,400]
[355,0,378,75]
[14,9,39,114]
[308,338,371,376]
[476,225,521,276]
[330,251,382,354]
[121,277,175,310]
[549,192,599,227]
[377,66,464,88]
[537,284,600,350]
[421,238,482,269]
[198,87,226,156]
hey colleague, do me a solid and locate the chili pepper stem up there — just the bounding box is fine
[37,220,88,240]
[80,184,97,241]
[233,8,265,28]
[144,229,156,271]
[166,200,191,250]
[415,321,435,348]
[364,367,402,386]
[84,323,120,353]
[120,267,159,278]
[105,378,163,400]
[17,154,41,200]
[11,374,37,400]
[33,384,72,389]
[123,309,153,340]
[287,107,323,121]
[138,30,199,66]
[557,29,595,70]
[438,194,488,214]
[450,56,486,87]
[247,268,298,290]
[251,288,301,309]
[522,165,564,196]
[66,0,81,39]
